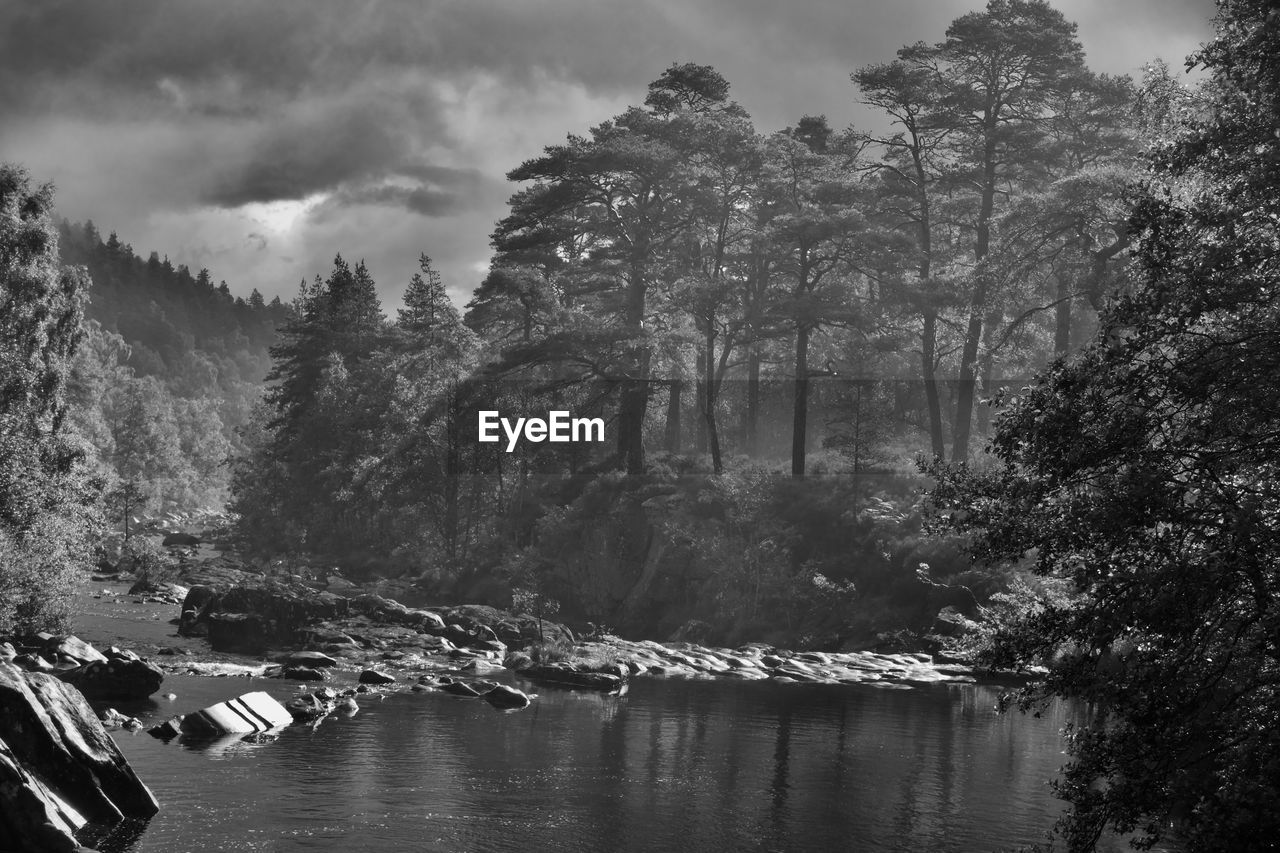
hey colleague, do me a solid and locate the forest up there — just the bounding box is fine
[227,0,1150,647]
[3,0,1278,849]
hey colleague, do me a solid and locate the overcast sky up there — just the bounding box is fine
[0,0,1217,311]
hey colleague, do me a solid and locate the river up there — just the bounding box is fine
[81,671,1156,853]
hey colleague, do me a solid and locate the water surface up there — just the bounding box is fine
[87,673,1125,853]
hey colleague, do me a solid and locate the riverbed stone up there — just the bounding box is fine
[441,680,482,698]
[285,693,333,722]
[483,684,532,710]
[285,651,338,668]
[358,669,396,685]
[281,665,327,682]
[57,653,164,701]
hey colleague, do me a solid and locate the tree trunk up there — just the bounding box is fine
[703,325,722,474]
[976,307,1002,438]
[616,263,650,475]
[617,369,649,476]
[922,312,945,459]
[792,324,810,479]
[951,129,998,463]
[745,346,761,457]
[664,380,682,453]
[443,388,461,562]
[1054,270,1072,357]
[911,139,945,459]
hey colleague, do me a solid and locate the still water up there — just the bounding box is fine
[93,674,1106,853]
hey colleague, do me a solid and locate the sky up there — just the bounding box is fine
[0,0,1217,311]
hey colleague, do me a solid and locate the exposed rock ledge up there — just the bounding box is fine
[0,663,159,853]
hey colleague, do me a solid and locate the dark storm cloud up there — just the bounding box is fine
[313,184,459,220]
[201,97,446,207]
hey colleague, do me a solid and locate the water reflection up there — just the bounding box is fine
[105,674,1117,853]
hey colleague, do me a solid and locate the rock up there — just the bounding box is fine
[519,664,626,692]
[336,697,359,714]
[183,580,352,651]
[45,636,107,666]
[440,680,482,698]
[13,653,54,672]
[933,606,980,638]
[411,609,446,632]
[240,731,279,745]
[504,651,534,671]
[284,651,338,669]
[483,684,532,710]
[441,604,574,648]
[284,694,332,722]
[57,655,164,701]
[147,717,184,740]
[304,627,359,647]
[0,642,14,661]
[358,669,396,685]
[0,663,159,851]
[281,665,327,682]
[460,659,505,675]
[325,575,359,594]
[179,691,294,736]
[206,613,268,655]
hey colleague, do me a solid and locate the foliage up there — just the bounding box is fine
[930,2,1280,848]
[57,220,285,509]
[0,164,101,634]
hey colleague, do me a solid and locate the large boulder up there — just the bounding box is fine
[182,580,352,652]
[439,604,574,648]
[0,663,159,852]
[178,691,294,736]
[56,649,164,701]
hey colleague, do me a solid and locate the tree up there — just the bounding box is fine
[493,76,707,474]
[233,256,387,553]
[380,254,481,564]
[655,64,763,473]
[0,164,100,633]
[856,48,955,459]
[758,126,868,478]
[931,2,1280,848]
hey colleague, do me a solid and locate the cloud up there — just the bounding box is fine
[0,0,1217,310]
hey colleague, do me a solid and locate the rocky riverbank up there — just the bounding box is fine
[77,542,1020,700]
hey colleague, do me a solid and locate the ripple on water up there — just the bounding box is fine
[99,674,1134,853]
